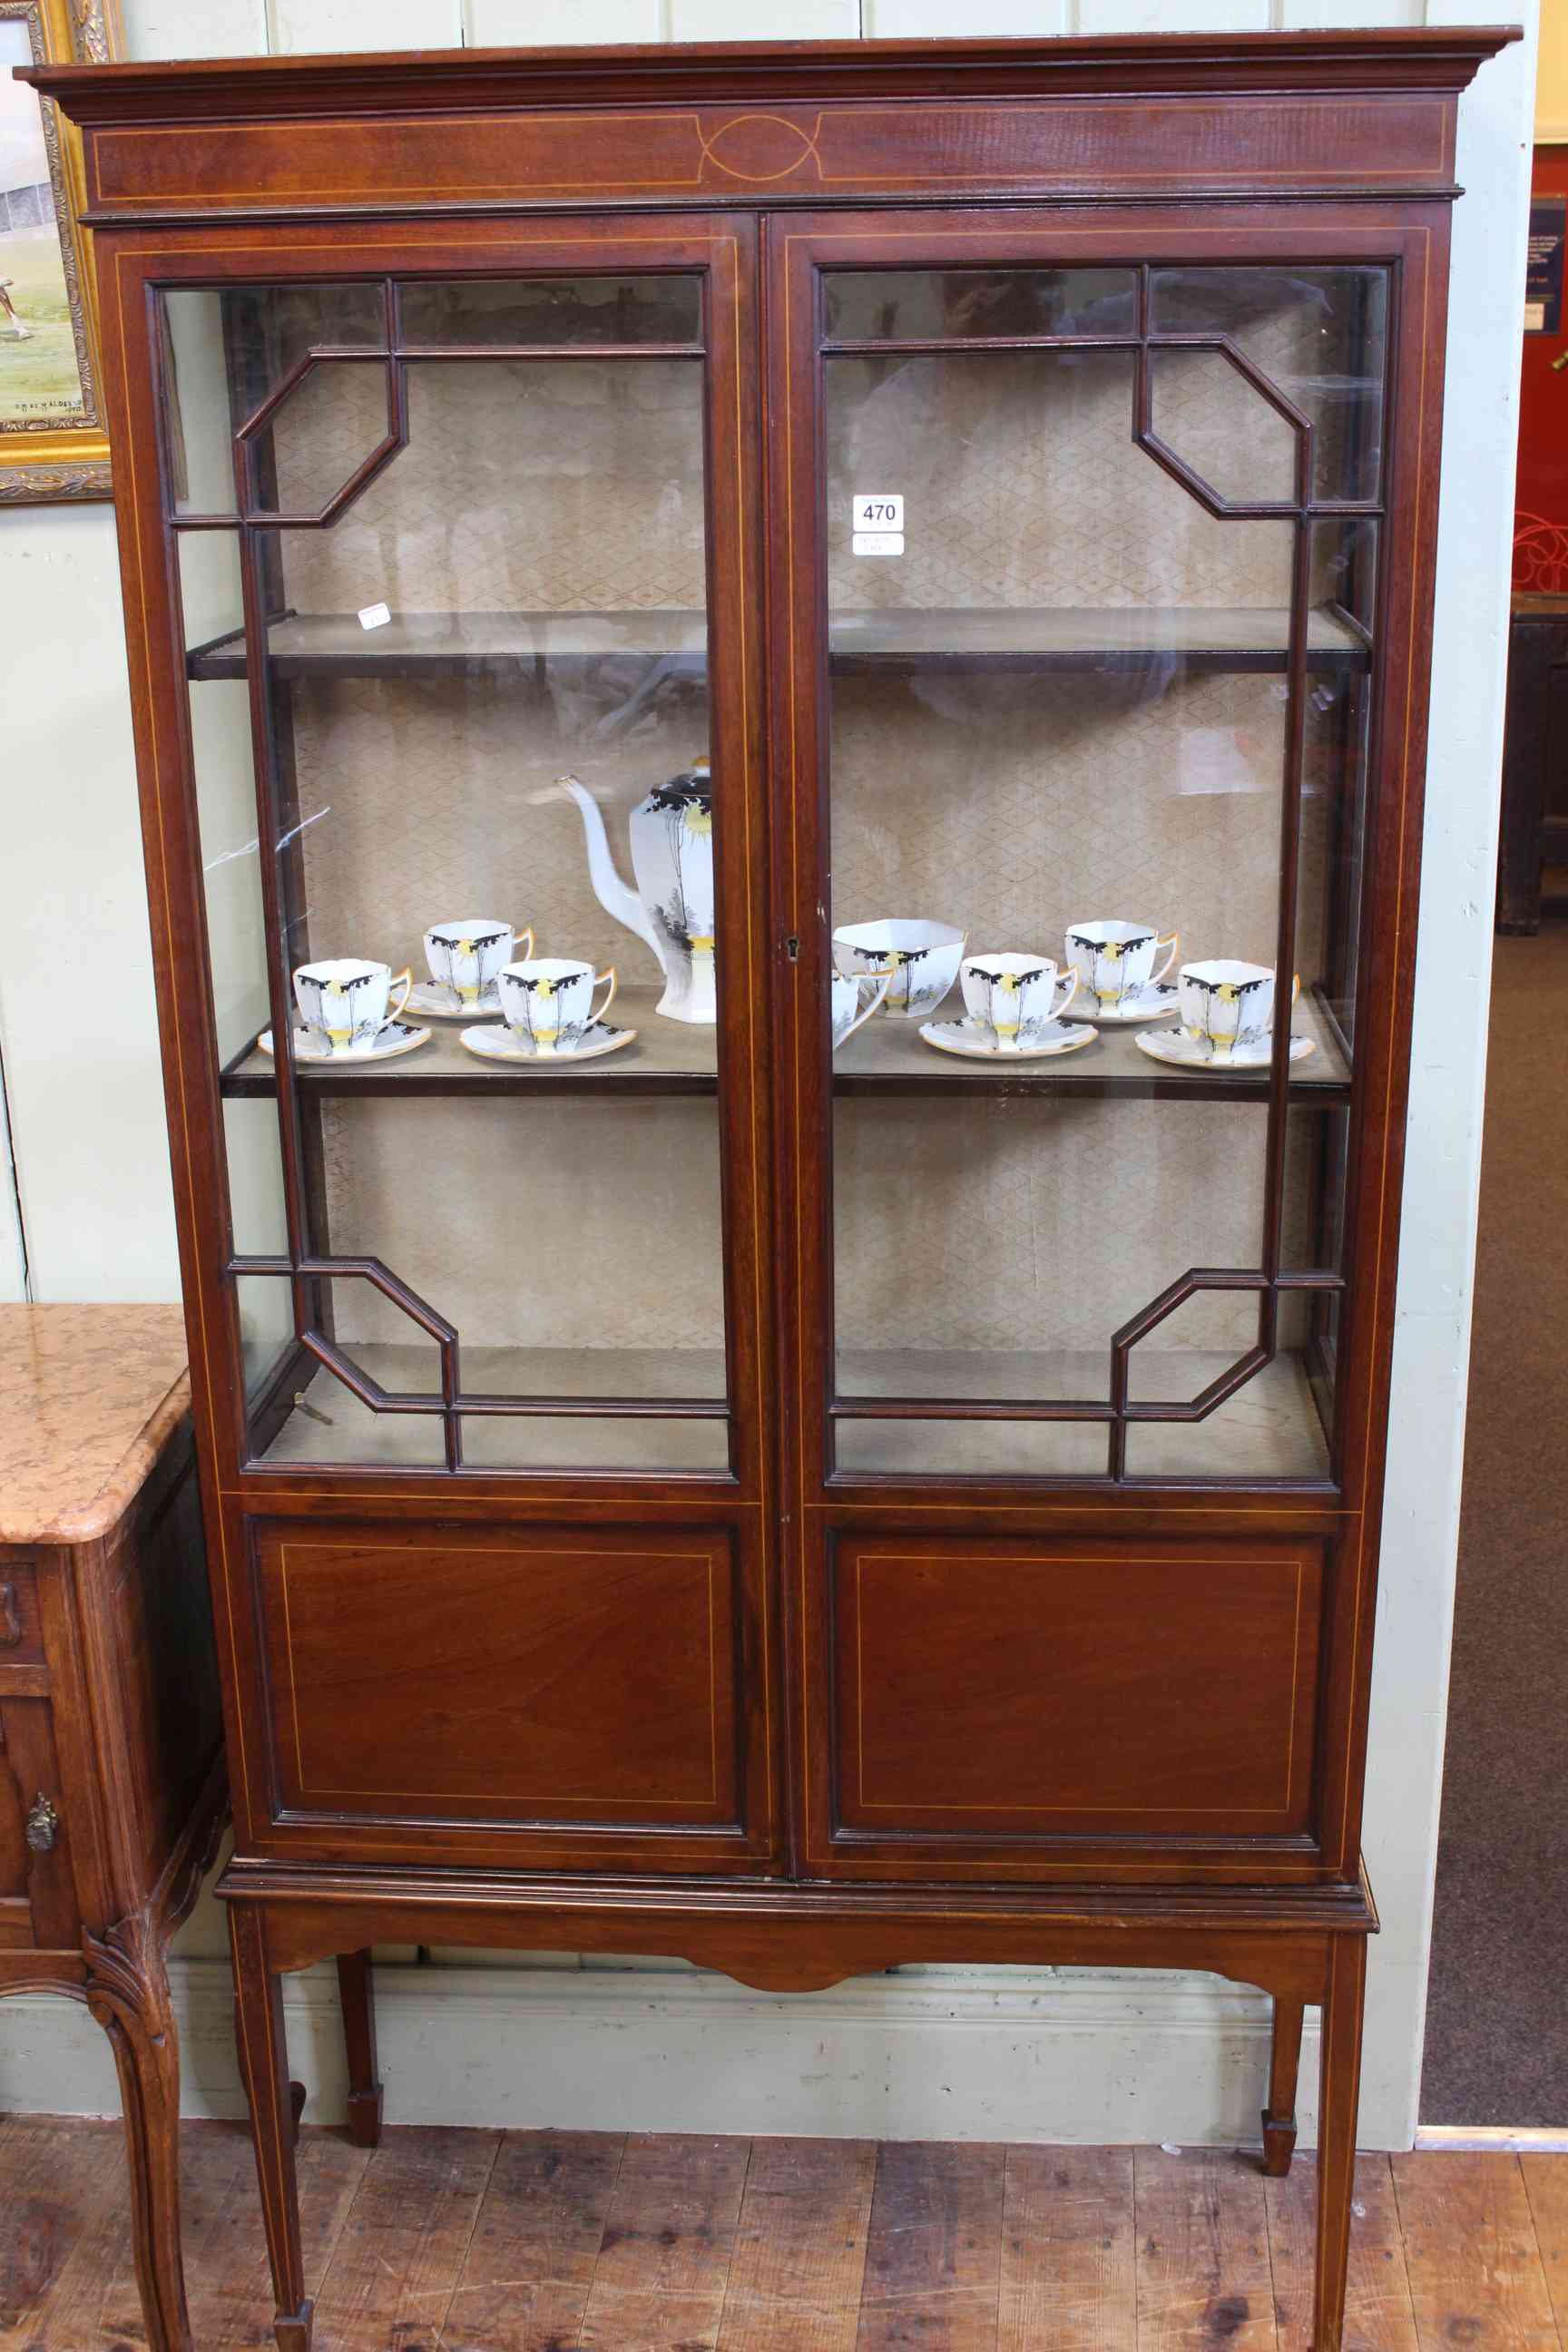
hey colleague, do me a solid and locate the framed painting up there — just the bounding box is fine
[0,0,119,503]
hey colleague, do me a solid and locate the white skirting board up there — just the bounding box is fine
[1,1955,1324,2151]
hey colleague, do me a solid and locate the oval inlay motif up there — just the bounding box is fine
[700,113,819,183]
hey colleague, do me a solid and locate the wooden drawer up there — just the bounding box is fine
[0,1693,78,1951]
[0,1561,44,1667]
[253,1516,773,1865]
[819,1531,1325,1875]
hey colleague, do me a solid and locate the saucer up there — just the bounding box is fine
[919,1016,1096,1063]
[260,1020,431,1064]
[458,1022,638,1066]
[1133,1029,1315,1073]
[407,980,504,1023]
[1073,981,1180,1026]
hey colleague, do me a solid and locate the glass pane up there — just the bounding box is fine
[1148,346,1298,506]
[162,283,387,515]
[459,1417,729,1472]
[1122,1355,1331,1480]
[835,1419,1109,1478]
[820,297,1374,1483]
[1149,266,1389,505]
[824,267,1137,343]
[398,276,702,347]
[168,279,729,1475]
[835,1100,1269,1408]
[251,357,393,519]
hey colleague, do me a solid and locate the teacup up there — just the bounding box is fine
[959,952,1079,1050]
[1177,958,1298,1059]
[833,918,965,1020]
[292,958,411,1056]
[497,956,617,1056]
[830,968,890,1049]
[425,918,533,1007]
[1064,918,1180,1014]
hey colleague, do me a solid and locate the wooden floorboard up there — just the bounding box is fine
[446,2128,626,2352]
[717,2135,877,2351]
[0,2113,128,2347]
[855,2138,1007,2349]
[575,2130,751,2351]
[183,2122,374,2350]
[309,2124,503,2350]
[1,2118,1566,2349]
[1520,2155,1568,2346]
[1265,2152,1419,2351]
[1390,2151,1562,2349]
[1133,2146,1279,2351]
[999,2143,1137,2351]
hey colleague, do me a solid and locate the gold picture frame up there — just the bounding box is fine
[0,0,120,504]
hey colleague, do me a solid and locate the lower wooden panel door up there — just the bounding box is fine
[803,1529,1329,1882]
[250,1514,779,1872]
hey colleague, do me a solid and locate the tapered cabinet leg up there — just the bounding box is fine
[337,1948,384,2149]
[230,1905,313,2352]
[83,1917,191,2352]
[1313,1936,1368,2351]
[1261,1992,1305,2177]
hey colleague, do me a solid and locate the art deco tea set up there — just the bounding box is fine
[832,916,1310,1069]
[269,753,1310,1074]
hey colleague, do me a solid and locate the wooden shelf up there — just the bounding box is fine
[220,985,719,1097]
[220,982,1350,1102]
[834,983,1350,1098]
[826,603,1369,673]
[187,603,1369,681]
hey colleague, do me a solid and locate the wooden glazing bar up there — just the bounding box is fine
[235,521,312,1339]
[1263,505,1318,1289]
[828,1396,1114,1421]
[1122,1346,1271,1424]
[456,1392,730,1417]
[397,340,707,360]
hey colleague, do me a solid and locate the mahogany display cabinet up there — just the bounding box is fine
[32,27,1514,2347]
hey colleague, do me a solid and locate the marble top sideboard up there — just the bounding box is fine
[0,1304,191,1546]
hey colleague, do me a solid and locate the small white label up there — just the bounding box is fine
[1525,299,1546,332]
[852,532,904,558]
[851,493,904,532]
[358,601,391,631]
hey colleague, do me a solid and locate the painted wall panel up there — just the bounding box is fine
[269,0,462,51]
[0,508,180,1302]
[1077,0,1271,30]
[121,0,267,54]
[667,0,859,39]
[467,0,662,40]
[865,0,1066,34]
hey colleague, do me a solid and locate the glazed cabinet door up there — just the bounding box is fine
[101,217,781,1869]
[136,218,770,1497]
[769,207,1443,1880]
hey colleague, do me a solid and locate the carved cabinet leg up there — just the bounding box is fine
[1262,1991,1306,2177]
[1312,1935,1368,2351]
[83,1916,191,2352]
[230,1905,313,2352]
[337,1948,384,2148]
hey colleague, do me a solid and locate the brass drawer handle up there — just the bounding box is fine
[25,1795,59,1854]
[0,1583,20,1648]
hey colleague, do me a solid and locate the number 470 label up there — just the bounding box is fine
[851,492,904,556]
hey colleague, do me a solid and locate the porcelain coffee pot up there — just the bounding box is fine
[556,757,716,1025]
